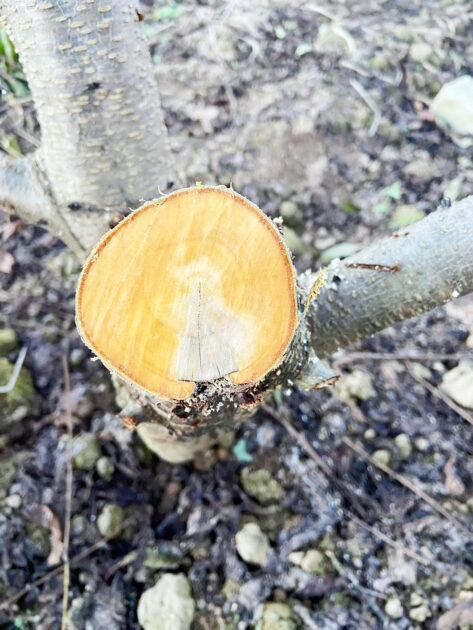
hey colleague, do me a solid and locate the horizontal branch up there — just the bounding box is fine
[307,195,473,358]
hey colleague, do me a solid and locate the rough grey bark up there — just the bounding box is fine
[307,195,473,358]
[0,0,177,256]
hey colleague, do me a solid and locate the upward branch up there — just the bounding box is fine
[307,195,473,358]
[0,0,178,256]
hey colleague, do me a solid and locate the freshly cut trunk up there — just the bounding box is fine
[76,186,299,401]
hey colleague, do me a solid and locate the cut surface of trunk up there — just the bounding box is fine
[76,186,298,401]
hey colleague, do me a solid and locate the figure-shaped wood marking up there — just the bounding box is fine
[176,283,239,381]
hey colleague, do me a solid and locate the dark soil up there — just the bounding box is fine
[1,1,472,628]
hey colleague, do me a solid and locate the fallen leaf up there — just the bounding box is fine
[0,251,15,273]
[437,601,473,630]
[444,455,465,497]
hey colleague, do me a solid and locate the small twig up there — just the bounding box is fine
[333,350,473,369]
[348,513,428,565]
[60,356,74,630]
[407,366,473,428]
[0,540,107,611]
[342,437,472,539]
[349,79,381,136]
[0,345,27,393]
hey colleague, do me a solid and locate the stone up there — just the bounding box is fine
[25,523,51,558]
[385,596,403,619]
[300,549,329,575]
[96,456,115,481]
[5,493,21,508]
[261,602,299,630]
[235,522,270,567]
[389,204,425,229]
[97,503,124,539]
[441,361,473,409]
[394,433,412,461]
[279,201,303,227]
[333,369,375,405]
[0,357,41,430]
[72,433,102,470]
[240,468,283,505]
[430,76,473,140]
[0,451,28,500]
[409,42,433,63]
[409,604,430,622]
[221,578,240,600]
[282,227,308,256]
[0,329,18,355]
[415,437,430,452]
[372,449,392,466]
[137,573,195,630]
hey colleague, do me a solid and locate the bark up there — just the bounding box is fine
[0,0,177,257]
[307,195,473,358]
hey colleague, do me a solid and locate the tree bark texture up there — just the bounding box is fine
[0,0,177,257]
[307,195,473,358]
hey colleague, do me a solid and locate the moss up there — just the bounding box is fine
[0,357,40,430]
[0,329,19,355]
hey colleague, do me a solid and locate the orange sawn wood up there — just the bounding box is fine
[76,186,298,400]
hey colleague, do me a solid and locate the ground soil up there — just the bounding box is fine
[1,0,473,628]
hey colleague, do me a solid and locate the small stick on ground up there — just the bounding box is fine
[60,356,74,630]
[342,437,472,539]
[407,366,473,428]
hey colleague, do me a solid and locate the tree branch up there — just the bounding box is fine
[307,195,473,358]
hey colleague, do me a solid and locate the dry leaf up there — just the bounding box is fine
[437,601,473,630]
[0,251,15,274]
[444,455,465,497]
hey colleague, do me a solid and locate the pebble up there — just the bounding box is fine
[394,433,412,461]
[137,573,195,630]
[300,549,328,575]
[441,361,473,409]
[385,596,403,619]
[0,357,41,428]
[72,433,102,470]
[0,329,19,356]
[240,468,283,505]
[279,201,303,227]
[96,456,115,481]
[431,75,473,139]
[5,493,22,508]
[409,604,430,622]
[333,369,375,404]
[261,602,298,630]
[415,437,430,452]
[235,522,270,567]
[97,503,124,539]
[409,42,433,63]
